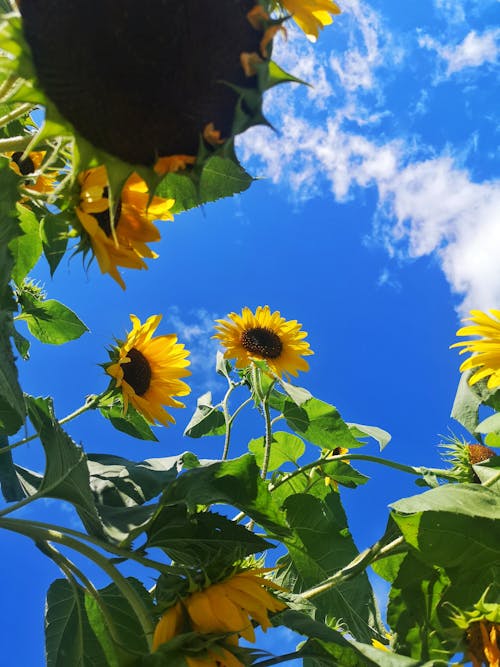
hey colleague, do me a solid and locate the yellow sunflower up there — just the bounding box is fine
[7,150,57,194]
[76,165,174,289]
[452,310,500,389]
[214,306,313,379]
[105,314,191,426]
[278,0,341,39]
[153,567,286,651]
[451,594,500,667]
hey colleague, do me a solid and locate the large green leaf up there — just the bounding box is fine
[147,505,272,566]
[45,579,108,667]
[348,422,391,450]
[161,454,288,535]
[184,392,225,438]
[85,578,153,662]
[8,203,43,285]
[0,158,22,296]
[248,431,305,471]
[279,493,384,643]
[390,484,500,570]
[27,396,103,537]
[198,156,253,203]
[0,436,26,501]
[99,403,158,442]
[0,311,26,435]
[387,552,450,662]
[87,453,180,508]
[277,397,362,450]
[17,292,88,344]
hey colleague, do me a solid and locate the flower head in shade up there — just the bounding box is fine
[451,594,500,667]
[76,165,174,289]
[279,0,341,39]
[7,150,57,194]
[153,567,286,652]
[105,314,191,426]
[214,306,313,379]
[452,310,500,389]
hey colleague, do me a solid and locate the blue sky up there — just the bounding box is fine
[1,0,499,663]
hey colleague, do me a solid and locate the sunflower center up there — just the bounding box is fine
[241,327,283,359]
[12,151,35,175]
[122,348,152,396]
[93,188,123,237]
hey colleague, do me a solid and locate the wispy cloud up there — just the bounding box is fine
[419,28,500,75]
[238,0,500,313]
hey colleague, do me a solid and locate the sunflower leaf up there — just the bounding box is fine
[198,156,253,204]
[249,431,305,471]
[17,292,89,345]
[184,392,226,438]
[40,211,69,276]
[99,403,158,442]
[0,312,26,436]
[45,579,108,667]
[8,203,43,285]
[348,422,391,450]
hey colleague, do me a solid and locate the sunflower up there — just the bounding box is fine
[451,594,500,667]
[452,310,500,389]
[214,306,313,379]
[105,314,191,426]
[76,165,174,289]
[153,567,286,651]
[18,0,268,166]
[6,150,57,194]
[278,0,341,39]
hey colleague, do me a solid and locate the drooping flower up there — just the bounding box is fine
[76,165,174,289]
[153,568,286,651]
[105,314,191,426]
[452,310,500,389]
[7,150,57,194]
[278,0,341,39]
[214,306,313,379]
[450,593,500,667]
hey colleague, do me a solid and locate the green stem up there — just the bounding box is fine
[270,453,459,491]
[221,383,237,461]
[254,652,301,667]
[482,469,500,488]
[260,378,277,480]
[301,536,406,600]
[0,135,32,152]
[0,517,155,648]
[0,394,100,456]
[0,103,34,129]
[0,516,172,573]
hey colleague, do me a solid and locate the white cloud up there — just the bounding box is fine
[419,28,500,75]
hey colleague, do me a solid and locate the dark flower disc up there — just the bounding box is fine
[21,0,261,165]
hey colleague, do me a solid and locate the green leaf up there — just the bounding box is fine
[40,211,69,276]
[184,392,226,438]
[17,292,89,344]
[281,397,362,450]
[147,505,272,566]
[161,454,289,535]
[8,203,43,284]
[85,578,153,661]
[0,311,26,435]
[45,579,107,667]
[387,552,450,662]
[321,460,369,488]
[198,156,253,203]
[348,423,392,450]
[248,431,305,471]
[473,455,500,491]
[215,351,232,381]
[27,396,103,538]
[12,326,30,359]
[390,484,500,571]
[99,403,158,441]
[279,493,384,643]
[476,411,500,434]
[87,453,180,508]
[0,438,26,502]
[278,381,313,406]
[0,158,22,297]
[451,370,481,435]
[97,504,157,545]
[155,172,199,214]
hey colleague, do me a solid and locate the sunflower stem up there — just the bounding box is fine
[269,453,460,491]
[0,517,155,647]
[301,536,406,600]
[254,652,302,667]
[0,394,100,456]
[0,135,33,152]
[221,383,237,460]
[0,103,34,129]
[260,376,277,480]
